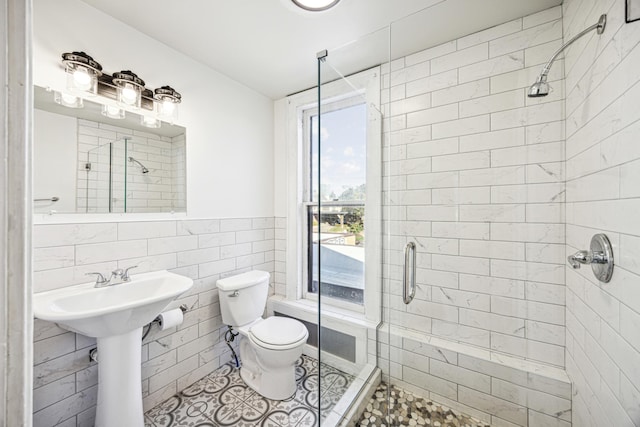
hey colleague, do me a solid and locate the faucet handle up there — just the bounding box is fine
[122,265,138,281]
[86,272,109,286]
[568,250,592,269]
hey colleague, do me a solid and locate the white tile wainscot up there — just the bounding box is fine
[32,217,275,427]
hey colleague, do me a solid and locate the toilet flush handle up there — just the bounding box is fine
[230,290,240,297]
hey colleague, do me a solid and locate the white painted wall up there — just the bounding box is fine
[33,109,77,214]
[33,0,274,219]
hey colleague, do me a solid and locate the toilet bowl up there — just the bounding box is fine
[217,271,309,400]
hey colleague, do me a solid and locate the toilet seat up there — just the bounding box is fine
[248,317,308,350]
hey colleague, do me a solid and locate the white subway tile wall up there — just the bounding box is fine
[77,119,186,213]
[32,218,274,426]
[564,0,640,425]
[382,6,565,365]
[377,6,571,426]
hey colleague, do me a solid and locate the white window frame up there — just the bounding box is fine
[283,66,381,323]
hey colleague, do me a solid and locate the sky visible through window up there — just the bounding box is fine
[311,102,367,202]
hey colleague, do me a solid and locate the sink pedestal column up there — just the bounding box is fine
[95,327,144,427]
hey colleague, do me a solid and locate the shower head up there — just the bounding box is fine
[128,156,149,174]
[528,76,550,98]
[527,13,606,98]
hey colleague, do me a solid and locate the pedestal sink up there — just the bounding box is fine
[33,270,193,427]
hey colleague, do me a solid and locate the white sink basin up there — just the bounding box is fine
[33,269,193,427]
[33,270,193,337]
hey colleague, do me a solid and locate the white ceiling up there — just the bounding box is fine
[80,0,562,99]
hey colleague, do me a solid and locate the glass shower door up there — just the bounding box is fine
[82,138,128,213]
[316,26,391,426]
[380,5,566,426]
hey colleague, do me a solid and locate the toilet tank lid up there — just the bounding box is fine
[217,270,270,292]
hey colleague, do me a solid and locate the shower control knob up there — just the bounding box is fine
[567,234,614,283]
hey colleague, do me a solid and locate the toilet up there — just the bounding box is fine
[217,270,309,400]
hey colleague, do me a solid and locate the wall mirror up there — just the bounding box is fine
[33,85,186,214]
[628,0,640,22]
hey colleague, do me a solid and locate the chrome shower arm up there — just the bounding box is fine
[537,14,606,81]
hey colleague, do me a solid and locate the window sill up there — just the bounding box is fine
[267,296,378,330]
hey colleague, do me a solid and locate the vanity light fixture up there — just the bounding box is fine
[57,51,183,129]
[113,70,145,109]
[62,51,103,95]
[291,0,340,11]
[101,104,126,120]
[141,115,161,129]
[53,91,83,108]
[154,85,182,123]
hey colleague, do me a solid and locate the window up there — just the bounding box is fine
[282,66,381,319]
[306,102,367,305]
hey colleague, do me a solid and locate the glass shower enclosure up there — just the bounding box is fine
[83,137,129,213]
[314,26,392,426]
[314,3,563,426]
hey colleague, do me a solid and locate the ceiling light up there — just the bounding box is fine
[62,51,102,95]
[291,0,340,11]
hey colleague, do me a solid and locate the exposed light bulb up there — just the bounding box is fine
[141,115,160,129]
[101,104,125,119]
[121,86,138,105]
[54,91,83,108]
[62,93,78,104]
[161,100,175,115]
[72,69,92,91]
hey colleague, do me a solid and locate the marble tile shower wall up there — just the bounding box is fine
[32,218,275,427]
[77,120,186,213]
[563,0,640,425]
[381,7,566,369]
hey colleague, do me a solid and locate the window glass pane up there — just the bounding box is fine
[308,204,365,304]
[310,103,367,203]
[308,101,367,305]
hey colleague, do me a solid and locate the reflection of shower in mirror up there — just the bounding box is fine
[128,156,149,174]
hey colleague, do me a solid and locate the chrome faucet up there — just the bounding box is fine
[86,272,109,288]
[86,265,138,288]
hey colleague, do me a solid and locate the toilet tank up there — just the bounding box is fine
[217,270,270,327]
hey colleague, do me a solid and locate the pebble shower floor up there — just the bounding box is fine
[356,383,491,427]
[144,355,355,426]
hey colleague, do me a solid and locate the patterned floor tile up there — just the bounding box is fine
[145,354,354,427]
[146,394,215,427]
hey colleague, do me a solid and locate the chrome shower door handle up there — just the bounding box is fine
[403,242,416,304]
